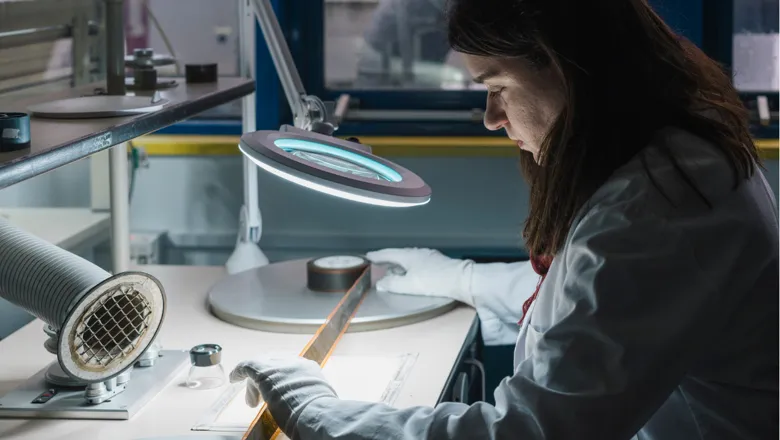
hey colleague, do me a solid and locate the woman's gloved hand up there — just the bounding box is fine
[365,247,475,307]
[229,357,337,434]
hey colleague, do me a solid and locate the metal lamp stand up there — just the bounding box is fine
[227,0,337,274]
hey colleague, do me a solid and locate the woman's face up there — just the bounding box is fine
[463,55,564,162]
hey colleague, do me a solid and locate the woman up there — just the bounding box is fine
[230,0,779,438]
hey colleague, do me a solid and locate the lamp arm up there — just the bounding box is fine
[228,0,349,273]
[250,0,335,133]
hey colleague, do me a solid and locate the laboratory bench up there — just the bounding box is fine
[0,264,480,440]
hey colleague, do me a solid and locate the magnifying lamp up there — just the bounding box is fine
[226,0,432,274]
[240,125,431,207]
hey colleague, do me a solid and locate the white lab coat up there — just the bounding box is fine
[291,127,779,440]
[468,259,539,346]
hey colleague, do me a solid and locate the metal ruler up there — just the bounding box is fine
[241,265,372,440]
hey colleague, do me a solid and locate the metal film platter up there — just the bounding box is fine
[207,259,457,333]
[27,95,169,119]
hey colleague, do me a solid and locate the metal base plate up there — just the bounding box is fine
[208,259,458,333]
[27,96,169,119]
[0,350,188,420]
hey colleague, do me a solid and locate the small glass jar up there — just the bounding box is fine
[186,343,226,390]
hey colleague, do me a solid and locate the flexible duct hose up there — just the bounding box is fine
[0,216,110,329]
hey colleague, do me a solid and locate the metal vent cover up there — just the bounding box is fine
[59,272,166,383]
[72,284,153,372]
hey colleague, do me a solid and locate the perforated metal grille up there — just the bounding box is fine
[71,284,153,372]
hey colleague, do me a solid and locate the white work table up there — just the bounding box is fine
[0,264,478,440]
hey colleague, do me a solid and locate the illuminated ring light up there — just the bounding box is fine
[239,130,431,207]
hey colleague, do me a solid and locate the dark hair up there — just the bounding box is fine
[447,0,760,257]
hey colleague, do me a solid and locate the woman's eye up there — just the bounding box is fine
[488,88,504,98]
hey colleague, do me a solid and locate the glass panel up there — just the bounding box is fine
[732,0,779,92]
[290,150,390,180]
[324,0,484,91]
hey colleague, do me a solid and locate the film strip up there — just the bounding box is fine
[242,263,372,440]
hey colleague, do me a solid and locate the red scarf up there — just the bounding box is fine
[519,254,554,325]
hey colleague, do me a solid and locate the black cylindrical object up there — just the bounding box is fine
[133,68,158,90]
[306,255,371,292]
[185,63,218,83]
[0,112,31,152]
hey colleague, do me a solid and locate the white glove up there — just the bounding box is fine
[365,248,475,307]
[229,357,337,434]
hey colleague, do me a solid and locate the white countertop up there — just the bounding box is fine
[0,207,110,249]
[0,264,478,440]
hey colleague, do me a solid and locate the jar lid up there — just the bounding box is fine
[190,343,222,367]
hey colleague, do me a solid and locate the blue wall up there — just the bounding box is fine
[649,0,704,45]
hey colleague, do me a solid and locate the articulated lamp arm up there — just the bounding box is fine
[250,0,336,134]
[229,0,340,274]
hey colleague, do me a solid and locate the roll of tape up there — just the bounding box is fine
[306,255,371,292]
[0,112,31,152]
[185,63,218,83]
